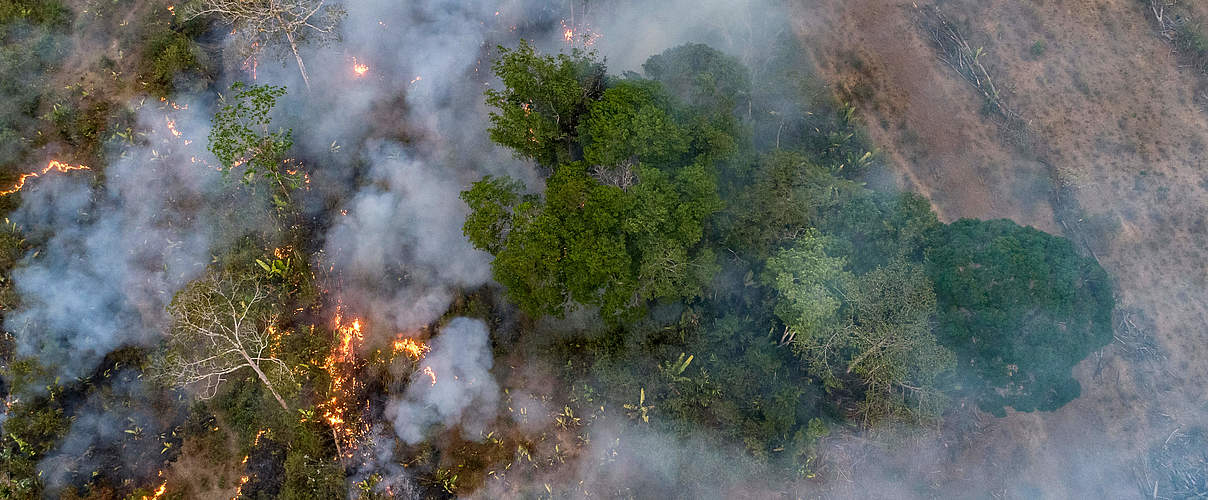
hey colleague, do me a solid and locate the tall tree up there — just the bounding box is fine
[152,272,293,410]
[208,82,303,193]
[485,40,606,167]
[925,218,1114,415]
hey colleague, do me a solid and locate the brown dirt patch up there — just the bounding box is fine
[792,0,1208,496]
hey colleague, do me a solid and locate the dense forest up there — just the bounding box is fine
[0,0,1126,498]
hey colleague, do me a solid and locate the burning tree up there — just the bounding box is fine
[152,272,293,410]
[188,0,344,90]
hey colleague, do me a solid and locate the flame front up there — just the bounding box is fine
[141,481,167,500]
[353,57,369,77]
[321,312,369,458]
[232,429,266,500]
[0,160,91,196]
[422,366,437,386]
[393,337,430,360]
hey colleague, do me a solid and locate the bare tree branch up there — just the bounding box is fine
[188,0,344,90]
[152,272,294,410]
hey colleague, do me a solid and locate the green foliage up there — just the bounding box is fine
[1029,40,1047,58]
[641,43,750,117]
[819,191,942,273]
[139,29,204,98]
[0,387,69,499]
[0,0,70,27]
[761,229,848,344]
[485,40,605,167]
[925,218,1114,415]
[208,82,302,190]
[1175,22,1208,72]
[841,261,953,423]
[278,418,345,499]
[470,162,632,318]
[0,9,68,175]
[580,81,688,168]
[461,175,529,254]
[464,160,720,321]
[472,43,727,322]
[726,151,863,257]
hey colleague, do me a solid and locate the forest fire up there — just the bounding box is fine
[422,366,437,385]
[144,481,166,500]
[321,312,369,458]
[352,57,369,77]
[242,42,259,80]
[0,160,91,196]
[393,337,429,360]
[232,429,267,499]
[559,19,600,47]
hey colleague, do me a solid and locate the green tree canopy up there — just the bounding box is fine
[462,161,720,321]
[924,218,1114,415]
[580,81,688,169]
[485,40,605,167]
[841,260,954,423]
[641,43,750,117]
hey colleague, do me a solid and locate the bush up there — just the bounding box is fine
[0,0,70,27]
[139,30,203,97]
[1029,40,1046,58]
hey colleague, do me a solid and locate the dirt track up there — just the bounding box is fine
[793,0,1208,496]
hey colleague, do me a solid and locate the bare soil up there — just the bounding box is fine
[793,0,1208,496]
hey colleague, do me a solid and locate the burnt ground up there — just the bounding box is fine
[793,0,1208,496]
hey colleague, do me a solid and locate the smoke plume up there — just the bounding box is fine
[386,317,499,444]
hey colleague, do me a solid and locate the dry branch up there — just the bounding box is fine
[189,0,343,90]
[915,5,1018,122]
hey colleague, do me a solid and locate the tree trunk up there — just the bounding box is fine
[243,352,289,410]
[278,16,311,91]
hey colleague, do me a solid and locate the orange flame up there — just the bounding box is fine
[393,337,430,360]
[352,57,369,77]
[422,366,437,386]
[232,430,266,499]
[321,311,370,458]
[0,160,91,196]
[242,43,259,80]
[142,481,167,500]
[564,28,574,41]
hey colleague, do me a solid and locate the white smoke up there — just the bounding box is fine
[386,317,499,444]
[3,102,244,383]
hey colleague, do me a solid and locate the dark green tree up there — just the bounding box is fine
[580,81,688,169]
[641,43,750,118]
[462,161,720,321]
[925,218,1114,415]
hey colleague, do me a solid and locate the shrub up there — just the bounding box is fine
[139,30,203,97]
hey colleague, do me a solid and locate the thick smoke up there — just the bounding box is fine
[263,0,541,332]
[3,104,244,383]
[323,144,492,331]
[386,317,499,444]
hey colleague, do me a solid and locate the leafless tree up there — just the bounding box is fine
[189,0,344,90]
[589,157,637,190]
[153,272,293,410]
